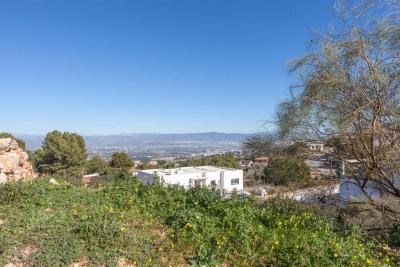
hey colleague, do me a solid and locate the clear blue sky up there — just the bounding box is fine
[0,0,340,135]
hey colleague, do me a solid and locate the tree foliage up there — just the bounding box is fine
[110,152,132,169]
[263,158,311,186]
[35,131,87,176]
[179,154,239,169]
[86,155,109,175]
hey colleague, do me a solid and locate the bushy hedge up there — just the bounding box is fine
[0,178,398,266]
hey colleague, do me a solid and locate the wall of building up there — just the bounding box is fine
[339,177,380,205]
[220,169,243,192]
[137,167,244,192]
[137,171,155,185]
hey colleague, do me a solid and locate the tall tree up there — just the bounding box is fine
[110,152,132,169]
[277,0,400,215]
[36,131,87,176]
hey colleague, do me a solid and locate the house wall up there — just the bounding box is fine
[220,169,243,192]
[339,177,380,205]
[137,171,155,185]
[137,168,244,192]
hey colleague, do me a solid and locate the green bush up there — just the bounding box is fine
[263,157,311,185]
[0,178,397,266]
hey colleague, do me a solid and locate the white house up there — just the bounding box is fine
[339,177,381,204]
[306,142,324,152]
[338,160,381,206]
[137,166,243,193]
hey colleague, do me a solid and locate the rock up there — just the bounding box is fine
[0,138,18,153]
[0,138,36,183]
[70,258,89,267]
[4,263,23,267]
[117,258,138,267]
[0,173,7,183]
[18,245,37,261]
[49,178,59,185]
[0,154,19,173]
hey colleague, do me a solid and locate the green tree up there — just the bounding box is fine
[86,155,109,175]
[262,158,310,186]
[110,152,132,169]
[0,132,26,150]
[36,131,87,176]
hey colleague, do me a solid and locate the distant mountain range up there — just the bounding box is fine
[16,133,250,159]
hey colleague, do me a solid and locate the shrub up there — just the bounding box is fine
[0,178,398,266]
[262,157,311,185]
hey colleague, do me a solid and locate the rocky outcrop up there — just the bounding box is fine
[0,138,37,183]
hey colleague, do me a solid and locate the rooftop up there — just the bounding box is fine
[139,166,239,175]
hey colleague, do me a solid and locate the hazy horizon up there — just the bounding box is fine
[14,131,254,136]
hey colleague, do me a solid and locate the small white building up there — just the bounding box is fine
[306,142,324,152]
[338,160,381,206]
[137,166,243,193]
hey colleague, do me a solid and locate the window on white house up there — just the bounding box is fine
[211,180,217,186]
[231,178,240,185]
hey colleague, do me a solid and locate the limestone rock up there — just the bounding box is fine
[0,138,18,153]
[0,138,36,183]
[0,173,7,184]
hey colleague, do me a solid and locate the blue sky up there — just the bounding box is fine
[0,0,340,135]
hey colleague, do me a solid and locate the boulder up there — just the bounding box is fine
[0,138,36,183]
[0,154,19,173]
[0,138,18,153]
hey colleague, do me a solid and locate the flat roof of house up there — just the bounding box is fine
[138,166,239,175]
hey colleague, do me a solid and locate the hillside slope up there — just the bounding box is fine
[0,178,397,266]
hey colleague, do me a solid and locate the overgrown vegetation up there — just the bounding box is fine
[110,152,133,169]
[263,157,311,186]
[0,177,398,266]
[179,154,240,169]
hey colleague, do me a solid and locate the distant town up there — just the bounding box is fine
[17,132,248,161]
